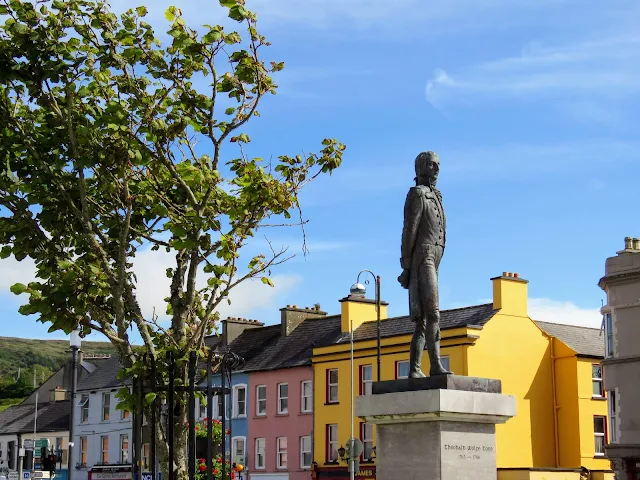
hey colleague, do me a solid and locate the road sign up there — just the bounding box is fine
[22,472,30,480]
[7,472,19,480]
[23,440,34,451]
[141,474,153,480]
[35,439,49,449]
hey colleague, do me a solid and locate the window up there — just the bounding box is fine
[256,385,267,416]
[121,409,130,421]
[276,437,287,469]
[327,424,338,463]
[254,438,265,469]
[609,390,618,443]
[234,385,247,418]
[80,437,88,466]
[441,355,451,372]
[142,443,150,470]
[594,416,607,456]
[592,364,604,398]
[361,423,374,461]
[102,392,111,421]
[301,381,313,413]
[216,394,230,419]
[0,441,3,460]
[232,437,245,465]
[120,435,129,464]
[300,436,312,469]
[79,395,89,423]
[277,383,289,414]
[199,399,207,419]
[327,369,338,403]
[605,313,614,357]
[396,361,410,379]
[360,365,373,395]
[100,435,109,464]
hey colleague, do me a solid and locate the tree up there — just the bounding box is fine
[0,0,345,477]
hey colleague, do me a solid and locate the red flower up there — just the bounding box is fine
[199,465,206,472]
[213,469,219,475]
[232,473,236,479]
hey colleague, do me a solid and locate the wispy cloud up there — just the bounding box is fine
[529,298,602,329]
[426,33,640,113]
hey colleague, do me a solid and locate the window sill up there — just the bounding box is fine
[324,462,339,466]
[360,461,375,465]
[591,396,607,401]
[594,455,606,459]
[299,412,312,416]
[276,413,289,417]
[253,415,267,419]
[324,402,339,406]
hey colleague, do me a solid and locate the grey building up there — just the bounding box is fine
[599,236,640,479]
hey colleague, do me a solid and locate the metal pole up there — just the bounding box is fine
[350,319,355,480]
[67,346,78,479]
[376,276,381,382]
[18,434,23,480]
[188,352,196,480]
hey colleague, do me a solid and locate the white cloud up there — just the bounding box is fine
[132,247,301,322]
[528,298,602,329]
[425,33,640,112]
[0,256,36,293]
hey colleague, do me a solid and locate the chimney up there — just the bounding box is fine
[280,304,327,336]
[490,272,529,317]
[49,386,67,403]
[339,290,389,334]
[222,317,264,346]
[619,237,640,254]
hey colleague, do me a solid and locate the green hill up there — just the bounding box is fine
[0,336,117,408]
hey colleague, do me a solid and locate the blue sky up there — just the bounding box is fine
[2,0,639,343]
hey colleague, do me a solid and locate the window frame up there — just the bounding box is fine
[256,385,267,416]
[277,383,289,415]
[254,437,266,470]
[102,392,111,422]
[360,364,373,395]
[301,380,313,413]
[592,364,604,398]
[142,443,150,470]
[300,436,312,469]
[327,424,338,463]
[395,360,410,379]
[80,436,88,466]
[360,422,374,462]
[276,437,288,470]
[216,393,230,420]
[608,389,618,443]
[79,394,89,424]
[121,408,130,421]
[233,384,247,418]
[120,434,129,464]
[594,415,607,457]
[604,312,614,358]
[231,436,246,465]
[100,435,109,464]
[327,369,339,403]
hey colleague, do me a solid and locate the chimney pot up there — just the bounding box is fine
[502,271,508,277]
[633,238,640,250]
[513,273,519,278]
[625,237,633,249]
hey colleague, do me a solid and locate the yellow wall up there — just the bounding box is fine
[339,298,388,334]
[498,472,614,480]
[575,359,610,470]
[554,341,581,468]
[467,312,556,468]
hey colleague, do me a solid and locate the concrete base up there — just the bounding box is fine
[356,377,516,480]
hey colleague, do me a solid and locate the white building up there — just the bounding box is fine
[71,356,134,480]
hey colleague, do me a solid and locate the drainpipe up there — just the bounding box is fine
[549,336,560,468]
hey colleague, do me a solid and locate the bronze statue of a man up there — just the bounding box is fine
[398,151,452,378]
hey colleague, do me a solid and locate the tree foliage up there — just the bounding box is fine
[0,0,344,476]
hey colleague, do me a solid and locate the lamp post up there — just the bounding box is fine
[351,270,382,381]
[67,330,81,480]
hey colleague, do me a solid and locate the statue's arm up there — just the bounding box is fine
[400,187,422,269]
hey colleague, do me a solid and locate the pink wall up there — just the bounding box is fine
[249,366,314,480]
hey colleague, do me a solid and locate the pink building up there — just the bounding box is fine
[248,366,314,480]
[243,305,340,480]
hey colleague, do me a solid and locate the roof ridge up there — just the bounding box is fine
[535,320,602,331]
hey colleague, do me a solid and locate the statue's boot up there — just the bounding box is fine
[426,321,453,376]
[409,321,426,378]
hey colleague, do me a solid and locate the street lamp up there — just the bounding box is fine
[352,270,382,382]
[67,330,81,480]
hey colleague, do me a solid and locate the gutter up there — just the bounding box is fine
[549,336,560,468]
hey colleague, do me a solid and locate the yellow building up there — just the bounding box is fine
[311,273,613,480]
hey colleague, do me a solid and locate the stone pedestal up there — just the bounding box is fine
[356,376,516,480]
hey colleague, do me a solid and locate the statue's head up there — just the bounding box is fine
[415,151,439,186]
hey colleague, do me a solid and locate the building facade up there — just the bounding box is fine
[599,237,640,480]
[311,273,614,480]
[71,356,133,480]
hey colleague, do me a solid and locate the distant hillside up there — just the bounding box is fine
[0,336,117,382]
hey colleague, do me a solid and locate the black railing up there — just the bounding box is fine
[131,349,245,480]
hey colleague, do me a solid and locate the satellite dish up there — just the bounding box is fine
[346,438,363,459]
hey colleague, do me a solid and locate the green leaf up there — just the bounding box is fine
[219,0,237,7]
[225,107,235,115]
[261,277,274,287]
[228,5,249,21]
[145,392,157,404]
[136,6,148,16]
[164,6,178,22]
[10,283,28,295]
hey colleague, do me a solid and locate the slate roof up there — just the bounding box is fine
[242,315,342,372]
[317,303,498,347]
[226,325,281,370]
[0,400,70,434]
[535,321,605,358]
[77,355,129,391]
